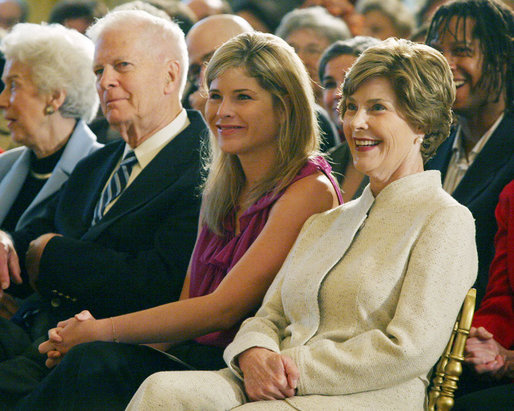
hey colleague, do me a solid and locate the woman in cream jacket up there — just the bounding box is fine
[127,38,478,410]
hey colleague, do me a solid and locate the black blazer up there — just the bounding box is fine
[425,113,514,303]
[11,110,208,321]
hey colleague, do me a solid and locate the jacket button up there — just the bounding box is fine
[51,298,61,308]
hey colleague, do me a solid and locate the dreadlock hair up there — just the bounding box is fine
[426,0,514,113]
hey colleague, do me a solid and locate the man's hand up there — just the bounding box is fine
[25,233,61,288]
[238,347,299,401]
[0,230,21,294]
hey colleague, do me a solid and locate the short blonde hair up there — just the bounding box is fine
[202,32,320,234]
[339,38,455,162]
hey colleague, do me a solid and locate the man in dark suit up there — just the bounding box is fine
[425,0,514,305]
[0,10,206,407]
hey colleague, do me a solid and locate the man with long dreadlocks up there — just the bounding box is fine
[425,0,513,304]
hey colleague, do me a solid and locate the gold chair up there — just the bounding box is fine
[428,288,476,411]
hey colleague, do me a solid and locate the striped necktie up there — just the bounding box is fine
[92,150,137,225]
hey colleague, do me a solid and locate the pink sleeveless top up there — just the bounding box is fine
[190,156,342,347]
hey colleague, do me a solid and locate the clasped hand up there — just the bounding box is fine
[465,326,513,379]
[39,310,96,368]
[238,347,299,402]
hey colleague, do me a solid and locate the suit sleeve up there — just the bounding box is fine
[35,170,201,319]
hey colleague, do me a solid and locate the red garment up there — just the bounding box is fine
[189,156,342,348]
[472,180,514,349]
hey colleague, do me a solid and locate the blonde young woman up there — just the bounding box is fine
[18,32,341,410]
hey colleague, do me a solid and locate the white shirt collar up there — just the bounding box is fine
[123,109,189,168]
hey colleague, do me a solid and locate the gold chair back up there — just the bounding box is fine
[428,288,476,411]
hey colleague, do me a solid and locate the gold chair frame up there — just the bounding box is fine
[428,288,476,411]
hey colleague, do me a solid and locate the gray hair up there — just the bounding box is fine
[356,0,415,39]
[112,1,171,21]
[0,22,99,122]
[275,6,351,44]
[87,10,188,97]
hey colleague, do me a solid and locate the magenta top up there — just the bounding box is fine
[190,156,343,347]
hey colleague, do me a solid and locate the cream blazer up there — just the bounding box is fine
[224,171,478,410]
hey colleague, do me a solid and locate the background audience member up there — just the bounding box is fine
[0,23,100,233]
[49,0,107,34]
[142,0,197,34]
[318,36,380,201]
[127,38,477,411]
[415,0,450,28]
[0,0,27,31]
[455,180,514,410]
[356,0,415,40]
[183,0,232,20]
[425,0,514,305]
[0,10,205,408]
[185,13,253,116]
[300,0,364,35]
[231,0,300,33]
[275,6,351,104]
[19,31,342,411]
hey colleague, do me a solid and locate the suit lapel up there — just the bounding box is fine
[0,150,30,223]
[453,115,513,204]
[84,111,205,239]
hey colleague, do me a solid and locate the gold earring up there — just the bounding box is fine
[45,106,55,115]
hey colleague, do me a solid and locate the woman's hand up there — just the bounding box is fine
[38,310,101,368]
[465,326,512,378]
[238,347,299,401]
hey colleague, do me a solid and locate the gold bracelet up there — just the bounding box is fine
[110,317,119,343]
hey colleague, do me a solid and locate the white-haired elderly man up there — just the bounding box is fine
[0,10,207,408]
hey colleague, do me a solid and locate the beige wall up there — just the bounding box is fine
[26,0,124,24]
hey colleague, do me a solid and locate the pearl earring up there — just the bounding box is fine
[45,106,55,115]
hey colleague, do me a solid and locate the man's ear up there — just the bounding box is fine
[164,59,181,95]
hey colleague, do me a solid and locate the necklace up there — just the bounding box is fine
[29,169,52,180]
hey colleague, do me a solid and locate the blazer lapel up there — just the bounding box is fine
[84,111,205,239]
[0,150,30,224]
[19,121,100,229]
[453,115,513,204]
[285,188,375,344]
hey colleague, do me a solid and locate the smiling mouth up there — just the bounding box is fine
[354,139,380,147]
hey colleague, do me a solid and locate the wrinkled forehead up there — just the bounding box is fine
[93,25,152,62]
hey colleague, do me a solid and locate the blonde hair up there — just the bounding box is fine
[339,38,455,162]
[202,32,320,235]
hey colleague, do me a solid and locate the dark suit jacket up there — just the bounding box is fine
[10,110,207,322]
[425,113,514,304]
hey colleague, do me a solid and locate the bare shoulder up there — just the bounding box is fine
[273,171,339,217]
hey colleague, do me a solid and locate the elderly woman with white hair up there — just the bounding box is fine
[0,23,100,233]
